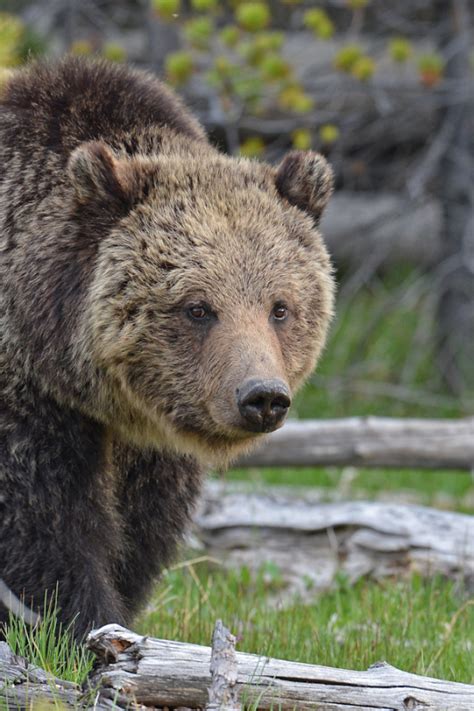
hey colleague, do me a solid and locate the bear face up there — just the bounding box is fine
[70,141,335,466]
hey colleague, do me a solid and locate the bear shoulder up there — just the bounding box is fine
[0,57,205,158]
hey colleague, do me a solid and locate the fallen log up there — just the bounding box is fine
[196,485,474,596]
[236,416,474,470]
[0,641,80,709]
[86,624,474,710]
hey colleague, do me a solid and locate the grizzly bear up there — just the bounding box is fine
[0,57,334,639]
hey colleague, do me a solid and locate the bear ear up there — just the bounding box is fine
[275,151,334,221]
[68,141,134,206]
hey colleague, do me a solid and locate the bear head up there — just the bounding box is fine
[69,140,335,466]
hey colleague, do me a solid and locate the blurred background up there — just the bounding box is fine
[0,0,473,681]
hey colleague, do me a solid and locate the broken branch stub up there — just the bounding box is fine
[206,620,240,711]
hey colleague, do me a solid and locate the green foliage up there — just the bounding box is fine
[334,44,363,72]
[333,46,377,81]
[219,24,240,47]
[239,135,265,156]
[389,37,412,63]
[0,12,45,66]
[319,123,340,144]
[138,0,448,149]
[16,24,47,62]
[278,84,314,113]
[0,12,23,66]
[236,2,270,33]
[259,52,290,80]
[255,30,284,52]
[191,0,218,11]
[304,9,334,39]
[184,16,214,50]
[351,55,375,80]
[291,127,312,150]
[102,41,127,62]
[152,0,181,21]
[165,50,194,84]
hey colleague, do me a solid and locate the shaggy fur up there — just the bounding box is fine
[0,57,335,638]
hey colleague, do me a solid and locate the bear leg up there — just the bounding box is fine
[0,389,126,639]
[113,444,203,619]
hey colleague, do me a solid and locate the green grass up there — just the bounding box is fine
[138,561,474,684]
[2,596,93,683]
[292,267,471,419]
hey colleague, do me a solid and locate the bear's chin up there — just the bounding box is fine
[113,410,266,470]
[177,428,267,470]
[155,422,267,470]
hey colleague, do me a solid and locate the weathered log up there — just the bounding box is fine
[0,641,80,710]
[235,416,474,470]
[195,484,474,596]
[87,624,474,710]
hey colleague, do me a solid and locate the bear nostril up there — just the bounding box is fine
[249,396,266,411]
[238,379,291,433]
[272,394,291,411]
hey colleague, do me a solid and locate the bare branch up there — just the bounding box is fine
[0,580,40,628]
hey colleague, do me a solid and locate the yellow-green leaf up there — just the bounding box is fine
[236,3,270,33]
[319,123,340,144]
[152,0,181,21]
[292,128,312,151]
[240,136,265,157]
[166,50,193,84]
[102,42,126,62]
[351,56,375,81]
[389,37,412,63]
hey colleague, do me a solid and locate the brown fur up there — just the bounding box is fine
[0,57,335,637]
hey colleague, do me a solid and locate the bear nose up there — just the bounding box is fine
[237,378,291,433]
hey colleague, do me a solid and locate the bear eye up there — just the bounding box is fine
[272,302,289,321]
[186,302,213,322]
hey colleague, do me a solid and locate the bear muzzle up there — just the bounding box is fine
[237,378,291,433]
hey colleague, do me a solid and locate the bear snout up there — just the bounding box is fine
[237,378,291,433]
